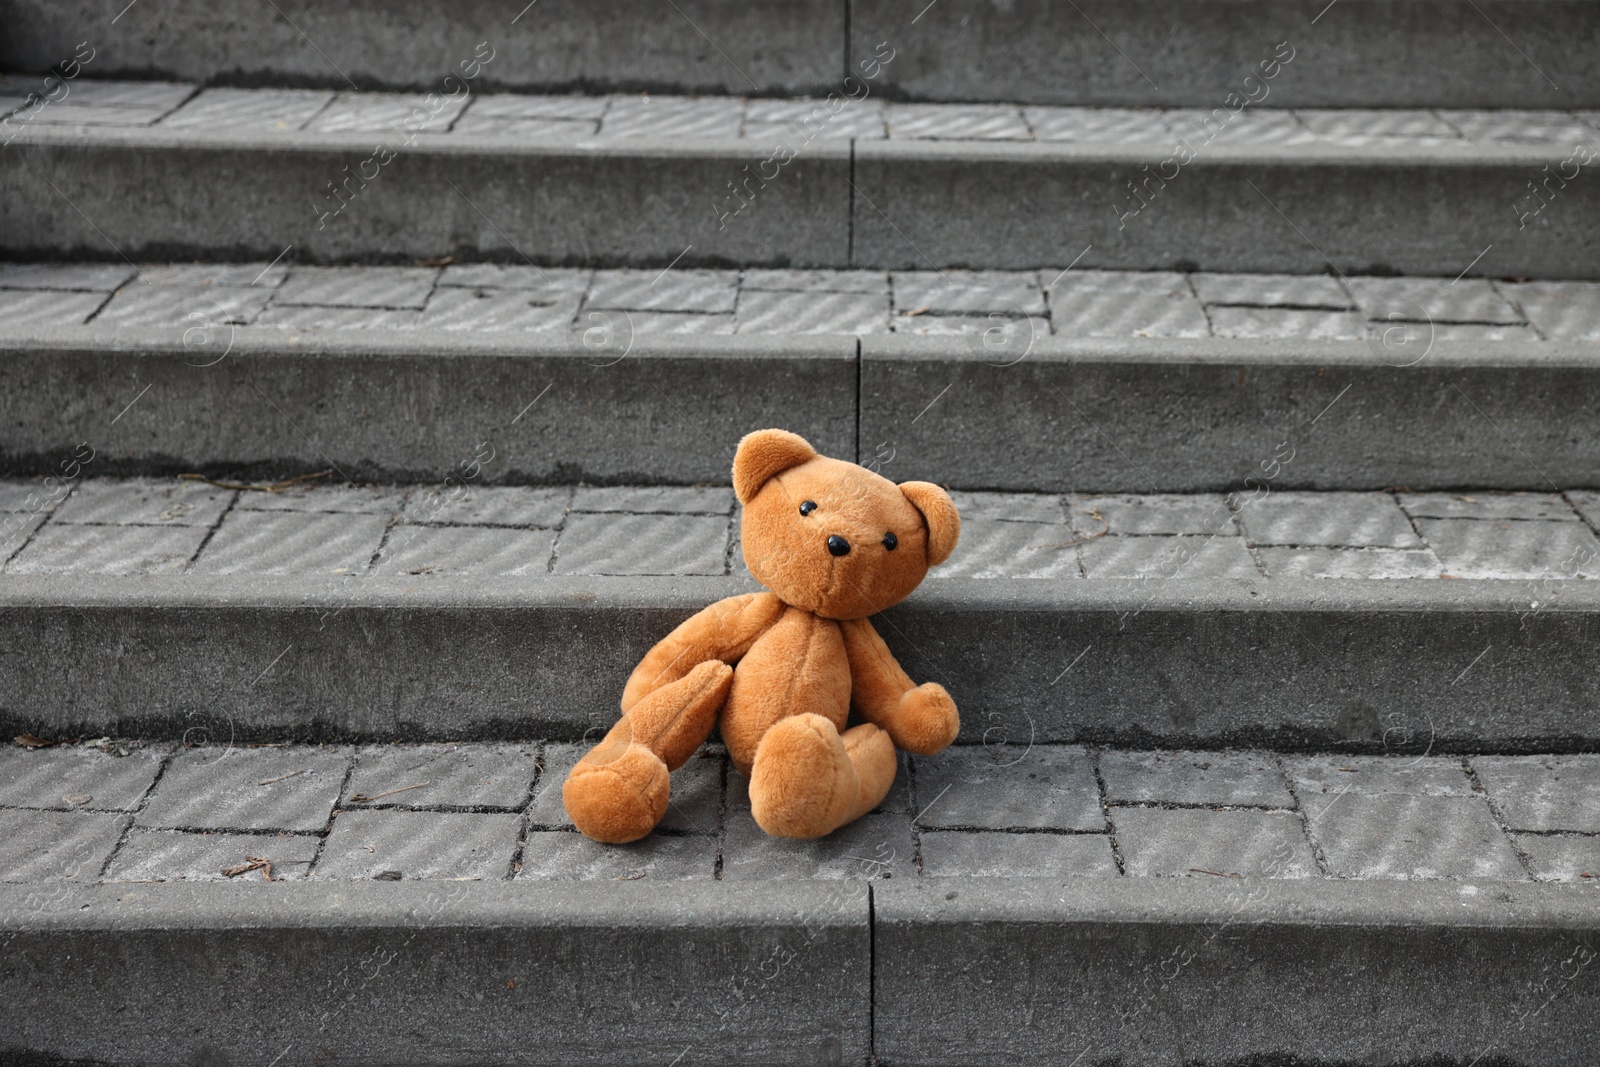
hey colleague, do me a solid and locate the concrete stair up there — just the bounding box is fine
[2,2,1599,1063]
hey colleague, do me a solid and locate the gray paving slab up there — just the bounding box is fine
[569,486,732,514]
[0,512,44,560]
[0,262,134,290]
[1208,306,1365,340]
[276,267,438,309]
[720,810,915,880]
[5,523,208,575]
[304,92,468,134]
[0,480,62,512]
[158,87,333,131]
[0,289,106,327]
[1236,492,1420,548]
[613,311,735,334]
[402,486,570,527]
[92,282,274,327]
[1499,280,1600,341]
[51,478,232,527]
[554,513,728,576]
[235,485,407,515]
[1115,808,1317,878]
[892,271,1046,315]
[1078,535,1259,579]
[910,746,1103,832]
[1071,494,1234,537]
[18,104,170,126]
[740,269,887,295]
[1190,272,1352,308]
[135,263,288,288]
[377,525,554,577]
[1400,491,1578,521]
[1258,546,1442,579]
[735,290,888,335]
[346,744,538,810]
[1439,109,1599,144]
[137,747,350,832]
[587,269,739,313]
[451,114,597,139]
[1100,750,1294,808]
[0,743,168,811]
[313,809,521,880]
[1307,793,1525,880]
[931,518,1082,579]
[0,809,128,882]
[885,103,1031,141]
[193,511,388,576]
[1296,109,1460,144]
[1514,834,1600,882]
[527,743,584,828]
[103,829,319,882]
[417,288,580,332]
[1425,323,1538,343]
[1347,277,1523,324]
[946,491,1067,525]
[438,264,592,291]
[465,96,610,122]
[1473,755,1600,832]
[516,830,715,880]
[56,81,195,111]
[744,99,887,141]
[599,96,744,139]
[1287,756,1475,798]
[1047,271,1209,338]
[253,305,422,330]
[918,830,1117,877]
[891,312,1019,336]
[1569,491,1600,529]
[1024,107,1172,143]
[1418,518,1600,579]
[1169,108,1313,146]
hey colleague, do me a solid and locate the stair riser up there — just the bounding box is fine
[3,577,1596,750]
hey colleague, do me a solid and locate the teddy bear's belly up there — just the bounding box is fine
[721,606,851,775]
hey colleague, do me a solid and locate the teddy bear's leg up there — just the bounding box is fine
[564,660,732,843]
[748,715,897,838]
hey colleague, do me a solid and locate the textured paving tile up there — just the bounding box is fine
[911,746,1103,831]
[0,480,63,511]
[466,95,610,121]
[452,114,597,138]
[417,288,579,331]
[1347,277,1522,324]
[919,831,1118,877]
[1400,492,1577,521]
[1418,518,1600,579]
[1514,835,1600,882]
[570,486,732,514]
[276,267,438,309]
[527,743,584,827]
[438,264,592,291]
[588,270,739,313]
[104,829,319,882]
[0,262,135,290]
[235,485,406,515]
[0,512,45,559]
[314,810,521,880]
[721,811,914,880]
[1078,535,1259,579]
[0,289,107,327]
[194,511,388,576]
[886,103,1030,140]
[1171,109,1312,146]
[1236,492,1420,548]
[745,98,886,140]
[403,486,570,527]
[1569,491,1600,529]
[378,525,553,577]
[254,305,422,329]
[735,290,888,334]
[1296,109,1460,143]
[1498,280,1600,341]
[93,283,273,327]
[1258,546,1441,579]
[1473,755,1600,832]
[600,96,744,139]
[137,263,289,288]
[1025,106,1172,143]
[57,80,195,110]
[1208,307,1365,340]
[6,524,208,574]
[947,491,1067,525]
[740,270,888,295]
[932,518,1082,579]
[0,743,168,811]
[1308,793,1524,880]
[159,87,333,131]
[892,270,1046,315]
[517,831,715,880]
[1288,756,1475,798]
[1048,271,1209,339]
[1072,494,1235,537]
[555,513,728,575]
[1438,109,1598,143]
[346,744,538,810]
[1191,272,1351,308]
[891,312,1026,336]
[0,810,129,882]
[1100,750,1293,808]
[619,311,736,334]
[137,747,350,832]
[21,103,172,126]
[305,92,468,133]
[1426,323,1538,342]
[1116,808,1316,878]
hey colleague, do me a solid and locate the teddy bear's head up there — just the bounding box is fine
[732,429,960,620]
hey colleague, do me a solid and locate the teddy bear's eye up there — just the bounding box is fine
[883,532,898,551]
[798,500,817,516]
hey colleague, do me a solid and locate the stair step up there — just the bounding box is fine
[2,737,1596,1064]
[2,479,1598,747]
[3,263,1599,490]
[4,85,1597,272]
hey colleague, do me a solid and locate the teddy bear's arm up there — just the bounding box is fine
[839,616,961,755]
[620,591,785,712]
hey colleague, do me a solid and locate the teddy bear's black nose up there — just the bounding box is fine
[827,535,851,557]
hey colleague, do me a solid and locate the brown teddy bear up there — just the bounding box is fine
[563,428,962,842]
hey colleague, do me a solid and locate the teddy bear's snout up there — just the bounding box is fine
[826,534,851,557]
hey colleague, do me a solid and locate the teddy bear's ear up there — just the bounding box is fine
[732,429,818,504]
[899,481,960,567]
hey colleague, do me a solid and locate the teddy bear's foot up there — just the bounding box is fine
[886,682,961,755]
[840,722,898,822]
[749,713,858,839]
[562,731,671,844]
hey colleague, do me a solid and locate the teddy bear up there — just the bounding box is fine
[563,428,962,842]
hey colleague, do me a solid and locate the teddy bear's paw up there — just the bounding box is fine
[840,723,898,821]
[563,738,670,844]
[749,713,857,839]
[890,683,961,754]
